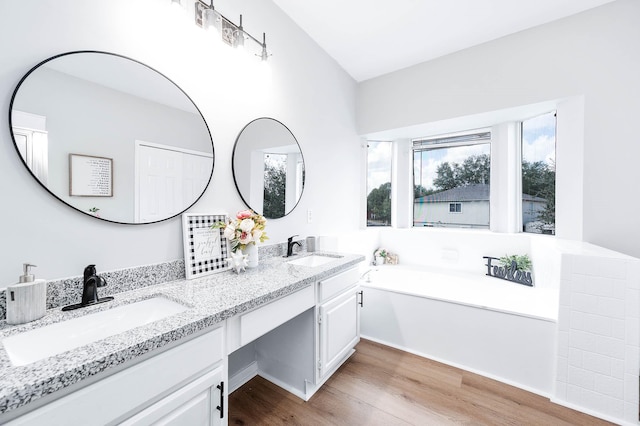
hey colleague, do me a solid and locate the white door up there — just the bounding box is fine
[136,142,212,223]
[318,288,360,378]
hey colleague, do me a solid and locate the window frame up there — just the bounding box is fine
[520,111,557,235]
[366,140,393,227]
[412,130,491,229]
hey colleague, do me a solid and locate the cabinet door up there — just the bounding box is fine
[122,366,225,426]
[318,287,360,378]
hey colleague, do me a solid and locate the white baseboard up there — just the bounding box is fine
[549,396,633,426]
[228,349,357,402]
[229,361,258,394]
[228,360,310,401]
[258,371,308,401]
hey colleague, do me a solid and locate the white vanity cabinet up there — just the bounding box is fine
[316,267,361,380]
[1,256,366,425]
[226,265,362,401]
[6,326,226,426]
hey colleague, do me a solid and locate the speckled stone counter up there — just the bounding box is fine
[0,252,364,417]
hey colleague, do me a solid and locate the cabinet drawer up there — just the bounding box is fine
[239,285,314,347]
[318,267,359,303]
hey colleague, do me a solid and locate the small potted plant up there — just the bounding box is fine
[374,248,387,266]
[498,254,532,272]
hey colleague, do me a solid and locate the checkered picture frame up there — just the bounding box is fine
[182,213,230,279]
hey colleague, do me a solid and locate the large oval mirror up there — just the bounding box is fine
[232,118,305,219]
[9,51,214,224]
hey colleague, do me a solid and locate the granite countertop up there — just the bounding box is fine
[0,252,364,416]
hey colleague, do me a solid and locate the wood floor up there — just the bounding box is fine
[229,339,614,426]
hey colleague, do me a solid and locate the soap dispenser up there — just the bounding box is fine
[6,263,47,325]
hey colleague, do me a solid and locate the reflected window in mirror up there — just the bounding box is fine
[233,118,305,219]
[9,51,214,225]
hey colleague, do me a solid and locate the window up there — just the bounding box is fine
[413,131,491,228]
[263,153,287,218]
[367,141,392,226]
[522,112,556,234]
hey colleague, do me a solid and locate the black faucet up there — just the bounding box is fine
[82,265,108,305]
[62,264,114,311]
[286,235,302,257]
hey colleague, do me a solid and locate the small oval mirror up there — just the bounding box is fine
[232,118,305,219]
[9,51,214,224]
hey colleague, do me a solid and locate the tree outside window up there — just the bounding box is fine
[263,153,286,218]
[522,112,556,234]
[367,141,392,226]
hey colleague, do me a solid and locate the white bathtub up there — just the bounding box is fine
[360,265,558,396]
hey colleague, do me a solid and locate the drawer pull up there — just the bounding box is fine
[216,381,224,419]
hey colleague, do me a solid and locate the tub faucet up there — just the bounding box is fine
[286,235,302,257]
[360,269,373,283]
[62,264,114,311]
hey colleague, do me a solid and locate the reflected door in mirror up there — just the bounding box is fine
[136,142,213,222]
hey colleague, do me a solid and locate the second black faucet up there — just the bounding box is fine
[286,235,302,257]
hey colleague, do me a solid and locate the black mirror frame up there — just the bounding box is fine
[231,117,305,220]
[8,50,215,225]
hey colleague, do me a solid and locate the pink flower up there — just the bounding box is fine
[239,231,253,245]
[236,210,253,220]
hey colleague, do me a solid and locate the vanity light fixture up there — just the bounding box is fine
[192,1,270,61]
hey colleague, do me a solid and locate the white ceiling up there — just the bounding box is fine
[272,0,617,82]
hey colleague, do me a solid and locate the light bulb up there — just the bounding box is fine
[204,8,221,33]
[259,33,270,62]
[234,31,244,49]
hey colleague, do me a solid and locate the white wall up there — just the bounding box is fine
[357,0,640,259]
[0,0,360,285]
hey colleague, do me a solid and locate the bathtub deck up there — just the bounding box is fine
[364,265,558,321]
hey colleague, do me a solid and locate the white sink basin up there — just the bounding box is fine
[287,255,340,267]
[2,297,188,366]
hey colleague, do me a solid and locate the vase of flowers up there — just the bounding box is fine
[213,210,268,268]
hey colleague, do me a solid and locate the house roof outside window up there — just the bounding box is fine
[414,184,546,203]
